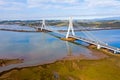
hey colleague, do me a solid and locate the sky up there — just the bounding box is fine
[0,0,120,20]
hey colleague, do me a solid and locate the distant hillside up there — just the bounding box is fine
[76,21,120,28]
[0,19,120,29]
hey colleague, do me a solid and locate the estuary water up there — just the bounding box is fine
[0,25,120,72]
[75,29,120,48]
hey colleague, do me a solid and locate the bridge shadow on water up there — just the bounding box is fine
[45,31,89,48]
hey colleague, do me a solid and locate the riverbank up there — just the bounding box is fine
[88,44,120,56]
[0,27,120,33]
[0,59,23,67]
[0,50,120,80]
[0,28,35,32]
[0,56,120,80]
[58,27,120,32]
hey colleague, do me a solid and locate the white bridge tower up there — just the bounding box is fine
[41,19,46,30]
[66,17,75,38]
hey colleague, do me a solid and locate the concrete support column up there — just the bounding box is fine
[97,44,101,49]
[114,50,117,54]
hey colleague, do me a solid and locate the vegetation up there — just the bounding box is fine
[0,53,120,80]
[0,59,23,67]
[76,20,120,28]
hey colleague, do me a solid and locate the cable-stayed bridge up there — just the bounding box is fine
[35,17,120,54]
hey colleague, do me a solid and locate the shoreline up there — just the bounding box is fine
[0,46,111,76]
[0,27,120,33]
[58,27,120,32]
[0,54,107,77]
[0,59,24,67]
[0,52,120,80]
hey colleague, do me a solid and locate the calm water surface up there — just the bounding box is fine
[0,25,120,72]
[0,31,92,61]
[75,29,120,48]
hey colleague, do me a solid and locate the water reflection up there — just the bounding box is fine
[66,41,72,56]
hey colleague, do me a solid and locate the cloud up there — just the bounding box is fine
[27,0,80,8]
[1,0,120,12]
[26,0,120,19]
[27,0,120,10]
[0,0,26,10]
[1,0,120,19]
[0,0,6,5]
[84,0,120,8]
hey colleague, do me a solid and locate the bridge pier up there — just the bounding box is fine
[61,37,76,41]
[114,50,117,54]
[97,44,101,49]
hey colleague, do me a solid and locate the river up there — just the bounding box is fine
[0,25,120,72]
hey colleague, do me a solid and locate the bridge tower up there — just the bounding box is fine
[66,17,75,38]
[41,19,46,31]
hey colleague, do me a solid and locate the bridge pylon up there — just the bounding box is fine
[66,17,75,38]
[41,19,46,31]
